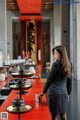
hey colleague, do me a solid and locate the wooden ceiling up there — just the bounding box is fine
[42,0,53,10]
[7,0,18,10]
[6,0,53,11]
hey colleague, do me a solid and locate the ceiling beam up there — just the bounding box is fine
[6,0,53,11]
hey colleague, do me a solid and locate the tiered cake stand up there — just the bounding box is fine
[6,72,34,120]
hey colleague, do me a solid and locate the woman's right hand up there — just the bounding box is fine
[39,92,44,97]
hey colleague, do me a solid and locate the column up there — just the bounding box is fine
[0,0,7,60]
[76,3,80,80]
[53,0,62,46]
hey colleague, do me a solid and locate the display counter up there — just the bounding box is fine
[0,77,51,120]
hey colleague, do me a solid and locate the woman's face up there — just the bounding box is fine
[53,49,61,60]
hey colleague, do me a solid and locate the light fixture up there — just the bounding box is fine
[38,50,41,61]
[7,52,10,60]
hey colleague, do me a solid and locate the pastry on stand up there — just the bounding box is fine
[7,97,32,120]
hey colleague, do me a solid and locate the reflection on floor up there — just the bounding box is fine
[41,68,80,120]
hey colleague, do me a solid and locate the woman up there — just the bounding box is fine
[39,45,72,120]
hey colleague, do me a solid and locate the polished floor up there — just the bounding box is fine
[41,68,80,120]
[67,80,80,120]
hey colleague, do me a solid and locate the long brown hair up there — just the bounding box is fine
[52,45,71,78]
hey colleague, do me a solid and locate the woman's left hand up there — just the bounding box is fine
[67,95,69,101]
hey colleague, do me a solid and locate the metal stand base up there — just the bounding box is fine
[16,90,29,95]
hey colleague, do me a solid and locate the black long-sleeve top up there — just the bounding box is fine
[43,60,72,96]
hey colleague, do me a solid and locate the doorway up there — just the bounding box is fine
[12,21,20,59]
[42,21,50,67]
